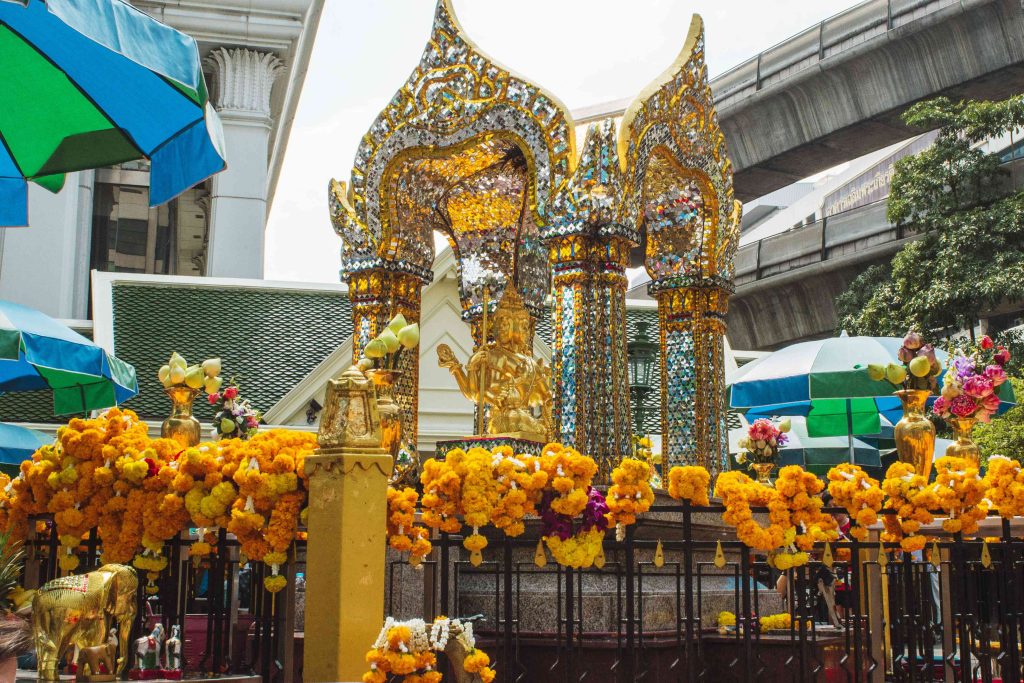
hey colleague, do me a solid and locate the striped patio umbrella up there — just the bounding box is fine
[729,335,1015,438]
[0,0,226,226]
[0,299,137,414]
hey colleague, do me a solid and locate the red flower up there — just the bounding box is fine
[207,393,220,405]
[980,336,994,350]
[145,458,159,478]
[995,347,1011,366]
[246,416,259,428]
[224,387,239,400]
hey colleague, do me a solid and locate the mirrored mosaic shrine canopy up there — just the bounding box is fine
[329,0,741,474]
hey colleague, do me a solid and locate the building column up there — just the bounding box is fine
[654,284,730,476]
[347,269,427,453]
[549,233,634,479]
[204,48,284,279]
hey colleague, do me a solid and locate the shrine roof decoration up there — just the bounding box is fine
[329,0,576,318]
[546,118,638,246]
[617,15,741,294]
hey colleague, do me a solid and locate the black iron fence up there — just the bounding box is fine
[18,501,1024,683]
[392,502,1024,683]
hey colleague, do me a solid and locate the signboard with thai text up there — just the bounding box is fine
[823,131,938,217]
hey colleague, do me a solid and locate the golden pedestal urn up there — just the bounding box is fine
[945,416,981,468]
[751,462,776,484]
[161,386,201,447]
[894,389,936,481]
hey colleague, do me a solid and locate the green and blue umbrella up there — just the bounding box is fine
[729,335,1015,438]
[0,0,226,227]
[0,299,138,414]
[0,423,49,476]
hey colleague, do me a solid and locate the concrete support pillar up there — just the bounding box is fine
[204,48,284,279]
[304,366,392,683]
[548,233,633,479]
[347,269,427,453]
[654,285,730,475]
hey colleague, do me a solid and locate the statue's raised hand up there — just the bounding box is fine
[437,343,460,370]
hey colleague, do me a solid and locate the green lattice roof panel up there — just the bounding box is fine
[111,282,352,421]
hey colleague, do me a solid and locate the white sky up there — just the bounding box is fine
[264,0,859,283]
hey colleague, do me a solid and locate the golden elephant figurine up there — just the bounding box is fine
[32,565,138,681]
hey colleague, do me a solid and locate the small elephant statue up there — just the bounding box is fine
[75,629,117,681]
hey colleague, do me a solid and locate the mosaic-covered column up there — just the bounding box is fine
[346,268,428,453]
[617,16,742,476]
[653,284,731,475]
[548,232,634,479]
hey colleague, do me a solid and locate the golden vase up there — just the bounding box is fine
[161,386,201,447]
[751,462,776,484]
[894,389,936,481]
[945,416,981,468]
[366,369,402,459]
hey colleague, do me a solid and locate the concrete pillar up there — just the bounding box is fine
[304,368,391,683]
[548,233,634,479]
[204,48,284,279]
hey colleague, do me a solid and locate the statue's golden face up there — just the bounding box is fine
[496,316,516,345]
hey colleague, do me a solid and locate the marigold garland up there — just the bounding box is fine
[932,456,988,535]
[827,464,884,542]
[881,462,937,553]
[984,456,1024,519]
[387,486,432,565]
[363,617,495,683]
[606,458,655,540]
[0,408,315,592]
[714,466,836,568]
[667,466,711,507]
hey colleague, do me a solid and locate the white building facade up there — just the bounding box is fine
[0,0,324,319]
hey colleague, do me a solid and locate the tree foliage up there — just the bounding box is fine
[836,96,1024,337]
[976,378,1024,465]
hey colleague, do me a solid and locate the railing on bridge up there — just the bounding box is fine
[734,199,911,287]
[713,0,962,109]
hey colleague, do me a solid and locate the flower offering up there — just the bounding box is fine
[363,617,495,683]
[734,418,790,468]
[932,336,1010,423]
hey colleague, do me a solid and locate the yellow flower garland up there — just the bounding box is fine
[387,486,432,565]
[667,466,711,506]
[827,464,884,542]
[607,458,655,536]
[544,527,605,569]
[933,456,988,535]
[714,466,836,568]
[985,456,1024,519]
[881,462,937,553]
[362,617,495,683]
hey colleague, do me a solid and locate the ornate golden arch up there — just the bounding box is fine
[330,0,577,322]
[328,0,578,457]
[617,15,742,474]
